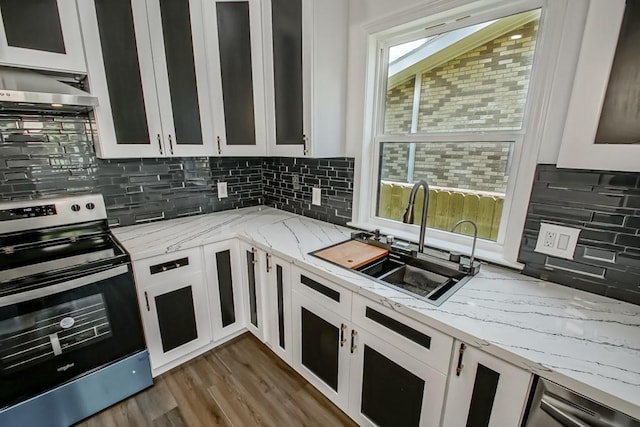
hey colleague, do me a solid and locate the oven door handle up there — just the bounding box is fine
[0,265,130,307]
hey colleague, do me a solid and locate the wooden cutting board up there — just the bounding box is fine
[314,240,388,269]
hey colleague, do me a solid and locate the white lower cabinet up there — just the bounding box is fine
[132,248,212,371]
[263,252,293,363]
[442,340,533,427]
[238,242,266,341]
[291,267,450,425]
[291,289,352,409]
[203,240,245,341]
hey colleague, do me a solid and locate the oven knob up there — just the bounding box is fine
[71,204,81,212]
[86,202,95,210]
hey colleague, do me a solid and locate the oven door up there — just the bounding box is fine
[0,264,146,409]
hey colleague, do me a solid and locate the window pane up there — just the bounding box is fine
[384,9,541,134]
[377,141,512,241]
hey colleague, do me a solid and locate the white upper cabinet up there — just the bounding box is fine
[79,0,215,158]
[0,0,86,73]
[203,0,267,156]
[262,0,348,157]
[558,0,640,172]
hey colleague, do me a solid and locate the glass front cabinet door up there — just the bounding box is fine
[78,0,214,158]
[0,0,86,72]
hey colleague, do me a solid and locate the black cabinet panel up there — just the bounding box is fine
[95,0,150,145]
[0,0,65,53]
[466,363,500,427]
[361,345,425,427]
[365,307,431,349]
[246,250,258,327]
[215,250,236,327]
[155,286,197,353]
[595,0,640,145]
[276,265,285,348]
[300,275,340,302]
[271,0,303,146]
[159,0,203,146]
[216,2,256,146]
[301,307,338,391]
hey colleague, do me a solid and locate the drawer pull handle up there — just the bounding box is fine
[340,324,346,347]
[157,133,163,155]
[144,291,150,311]
[456,343,466,376]
[217,136,222,155]
[168,134,174,155]
[350,329,357,353]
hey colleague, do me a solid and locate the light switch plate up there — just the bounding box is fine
[217,182,228,199]
[534,223,581,259]
[312,187,321,206]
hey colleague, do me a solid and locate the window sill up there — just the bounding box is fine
[347,220,525,270]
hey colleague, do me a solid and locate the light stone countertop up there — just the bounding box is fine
[113,206,640,419]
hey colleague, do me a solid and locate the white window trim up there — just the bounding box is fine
[350,0,584,268]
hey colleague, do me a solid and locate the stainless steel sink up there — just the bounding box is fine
[355,252,471,306]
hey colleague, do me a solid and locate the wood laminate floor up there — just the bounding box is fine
[76,333,357,427]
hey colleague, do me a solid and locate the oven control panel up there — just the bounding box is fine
[0,195,107,234]
[0,204,57,221]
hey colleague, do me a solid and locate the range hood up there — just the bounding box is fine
[0,67,98,112]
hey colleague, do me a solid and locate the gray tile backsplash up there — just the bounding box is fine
[519,164,640,305]
[0,112,353,228]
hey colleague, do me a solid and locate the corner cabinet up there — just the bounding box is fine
[557,0,640,172]
[78,0,215,158]
[238,242,266,341]
[203,241,246,342]
[442,340,533,427]
[262,0,348,157]
[0,0,86,73]
[263,252,293,363]
[203,0,267,156]
[132,248,212,371]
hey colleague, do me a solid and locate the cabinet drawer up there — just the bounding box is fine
[352,294,453,374]
[133,248,203,286]
[291,266,352,319]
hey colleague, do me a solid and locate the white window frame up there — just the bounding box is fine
[351,0,583,267]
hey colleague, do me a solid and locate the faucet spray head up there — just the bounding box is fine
[402,204,415,224]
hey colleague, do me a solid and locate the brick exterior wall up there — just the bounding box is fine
[417,20,537,132]
[384,77,415,133]
[381,19,537,193]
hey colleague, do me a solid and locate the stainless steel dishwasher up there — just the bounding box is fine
[525,378,640,427]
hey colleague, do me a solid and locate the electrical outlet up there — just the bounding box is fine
[312,187,321,206]
[543,231,557,248]
[534,223,581,260]
[217,182,228,199]
[292,175,301,190]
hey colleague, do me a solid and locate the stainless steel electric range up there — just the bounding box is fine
[0,195,152,427]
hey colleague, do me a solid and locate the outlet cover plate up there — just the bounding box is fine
[217,182,228,199]
[534,223,581,259]
[312,187,321,206]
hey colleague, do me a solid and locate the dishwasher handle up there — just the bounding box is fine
[540,394,610,427]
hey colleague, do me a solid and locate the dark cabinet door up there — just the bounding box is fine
[216,1,256,147]
[360,345,425,427]
[155,285,198,353]
[245,248,259,327]
[94,0,151,147]
[215,249,237,328]
[270,0,304,147]
[0,0,65,53]
[157,0,203,147]
[301,306,339,391]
